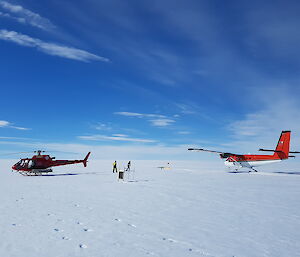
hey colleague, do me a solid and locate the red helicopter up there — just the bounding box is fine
[12,150,91,175]
[189,130,299,172]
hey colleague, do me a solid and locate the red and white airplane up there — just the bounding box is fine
[188,130,299,172]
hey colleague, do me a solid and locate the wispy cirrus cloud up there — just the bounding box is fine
[114,111,165,119]
[114,111,176,127]
[78,134,156,143]
[228,88,300,138]
[0,1,55,30]
[225,86,300,154]
[0,136,28,140]
[94,123,112,131]
[177,131,191,135]
[0,120,30,130]
[0,30,109,62]
[0,10,25,23]
[149,119,175,127]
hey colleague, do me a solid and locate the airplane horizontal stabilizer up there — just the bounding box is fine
[259,149,281,152]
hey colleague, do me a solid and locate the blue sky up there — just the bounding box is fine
[1,0,300,160]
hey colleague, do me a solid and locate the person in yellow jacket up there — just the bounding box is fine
[112,161,117,173]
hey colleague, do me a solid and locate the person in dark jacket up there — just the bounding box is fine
[126,161,131,171]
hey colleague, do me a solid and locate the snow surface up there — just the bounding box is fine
[0,159,300,257]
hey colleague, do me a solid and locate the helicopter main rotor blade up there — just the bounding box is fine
[0,151,33,156]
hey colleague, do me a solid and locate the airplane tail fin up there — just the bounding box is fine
[274,131,291,159]
[83,152,91,167]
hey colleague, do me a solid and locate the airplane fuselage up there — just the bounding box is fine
[224,157,282,169]
[223,154,284,169]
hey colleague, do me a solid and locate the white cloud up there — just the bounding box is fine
[112,134,127,137]
[0,30,109,62]
[95,123,112,131]
[114,112,165,118]
[0,136,27,139]
[175,103,215,122]
[150,119,175,127]
[226,88,300,153]
[176,104,197,115]
[114,112,144,117]
[0,1,55,30]
[0,11,26,23]
[78,134,156,143]
[114,111,176,127]
[0,120,10,127]
[229,96,300,139]
[10,126,30,130]
[0,120,30,130]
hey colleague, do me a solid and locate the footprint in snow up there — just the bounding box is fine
[74,204,80,207]
[128,223,136,228]
[83,228,93,232]
[62,236,71,240]
[114,218,121,222]
[162,238,176,243]
[54,228,64,232]
[79,244,87,249]
[77,222,83,225]
[162,238,206,255]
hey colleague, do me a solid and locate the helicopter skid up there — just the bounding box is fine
[19,169,53,176]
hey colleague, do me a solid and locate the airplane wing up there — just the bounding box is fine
[188,148,223,154]
[188,148,239,158]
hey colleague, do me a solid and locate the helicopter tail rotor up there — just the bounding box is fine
[83,152,91,167]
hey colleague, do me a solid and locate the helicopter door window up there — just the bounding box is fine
[24,160,29,167]
[28,160,34,168]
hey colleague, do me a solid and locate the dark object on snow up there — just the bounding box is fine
[118,170,124,180]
